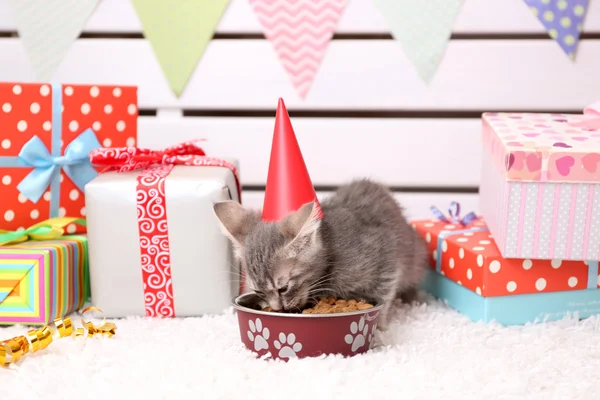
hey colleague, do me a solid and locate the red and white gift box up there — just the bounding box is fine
[479,104,600,261]
[0,82,138,232]
[84,142,242,318]
[413,205,600,325]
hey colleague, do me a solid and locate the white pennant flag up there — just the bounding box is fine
[8,0,99,81]
[373,0,464,83]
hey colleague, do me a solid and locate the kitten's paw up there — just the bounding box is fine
[376,320,388,332]
[247,318,270,352]
[399,288,420,304]
[367,323,378,347]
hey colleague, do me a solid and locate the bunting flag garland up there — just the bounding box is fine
[248,0,348,99]
[130,0,231,97]
[524,0,589,59]
[372,0,464,84]
[7,0,99,81]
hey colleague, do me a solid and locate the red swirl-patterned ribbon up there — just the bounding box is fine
[90,141,242,317]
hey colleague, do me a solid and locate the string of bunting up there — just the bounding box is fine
[0,306,116,367]
[5,0,590,98]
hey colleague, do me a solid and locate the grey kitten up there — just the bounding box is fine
[213,179,429,330]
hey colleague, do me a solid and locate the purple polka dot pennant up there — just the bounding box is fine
[524,0,589,59]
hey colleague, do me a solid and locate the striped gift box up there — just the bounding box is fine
[0,236,89,326]
[479,109,600,261]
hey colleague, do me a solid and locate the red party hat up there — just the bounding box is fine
[262,98,323,222]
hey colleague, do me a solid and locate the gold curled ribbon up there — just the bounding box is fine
[0,306,116,367]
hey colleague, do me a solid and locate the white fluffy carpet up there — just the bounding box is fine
[2,293,600,400]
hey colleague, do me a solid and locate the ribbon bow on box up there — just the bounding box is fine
[0,217,86,246]
[89,140,241,199]
[568,101,600,130]
[0,83,101,219]
[430,201,478,226]
[16,131,100,203]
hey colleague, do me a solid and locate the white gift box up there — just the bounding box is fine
[84,162,241,318]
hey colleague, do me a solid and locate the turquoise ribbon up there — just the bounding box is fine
[587,262,599,290]
[0,83,100,216]
[435,227,489,272]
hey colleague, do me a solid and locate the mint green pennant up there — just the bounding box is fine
[373,0,464,83]
[130,0,231,97]
[7,0,99,81]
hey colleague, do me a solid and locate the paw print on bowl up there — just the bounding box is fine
[247,318,270,351]
[273,332,302,359]
[344,316,369,352]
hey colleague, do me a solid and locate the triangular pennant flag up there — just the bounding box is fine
[373,0,464,83]
[249,0,348,99]
[524,0,589,59]
[130,0,231,97]
[7,0,99,81]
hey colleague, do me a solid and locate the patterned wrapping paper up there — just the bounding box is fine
[413,214,600,325]
[0,236,89,326]
[412,217,598,297]
[0,82,138,232]
[479,109,600,261]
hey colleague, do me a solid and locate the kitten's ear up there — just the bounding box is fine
[277,201,322,244]
[213,201,259,248]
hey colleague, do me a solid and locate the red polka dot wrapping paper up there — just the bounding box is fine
[0,82,138,232]
[412,218,597,297]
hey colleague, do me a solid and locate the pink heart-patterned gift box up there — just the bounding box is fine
[479,106,600,262]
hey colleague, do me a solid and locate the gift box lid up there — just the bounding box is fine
[412,216,599,298]
[482,106,600,184]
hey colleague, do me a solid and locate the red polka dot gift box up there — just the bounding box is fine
[413,204,600,325]
[478,104,600,261]
[0,82,138,232]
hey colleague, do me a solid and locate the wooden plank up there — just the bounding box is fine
[0,38,597,110]
[137,116,482,188]
[241,191,480,221]
[1,0,599,34]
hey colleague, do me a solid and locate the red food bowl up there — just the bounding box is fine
[232,293,384,360]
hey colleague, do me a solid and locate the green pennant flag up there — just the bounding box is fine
[130,0,231,97]
[8,0,99,81]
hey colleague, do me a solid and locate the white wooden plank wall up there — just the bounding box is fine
[1,0,599,220]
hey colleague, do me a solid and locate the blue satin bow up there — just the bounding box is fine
[17,129,100,203]
[430,201,478,226]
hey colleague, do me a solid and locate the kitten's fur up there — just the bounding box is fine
[213,179,429,330]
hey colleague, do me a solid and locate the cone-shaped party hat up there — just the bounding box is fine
[262,98,323,222]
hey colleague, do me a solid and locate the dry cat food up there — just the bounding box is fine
[262,296,373,314]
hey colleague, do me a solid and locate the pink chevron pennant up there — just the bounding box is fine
[249,0,348,99]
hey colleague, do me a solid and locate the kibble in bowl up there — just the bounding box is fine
[232,292,384,361]
[261,296,374,314]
